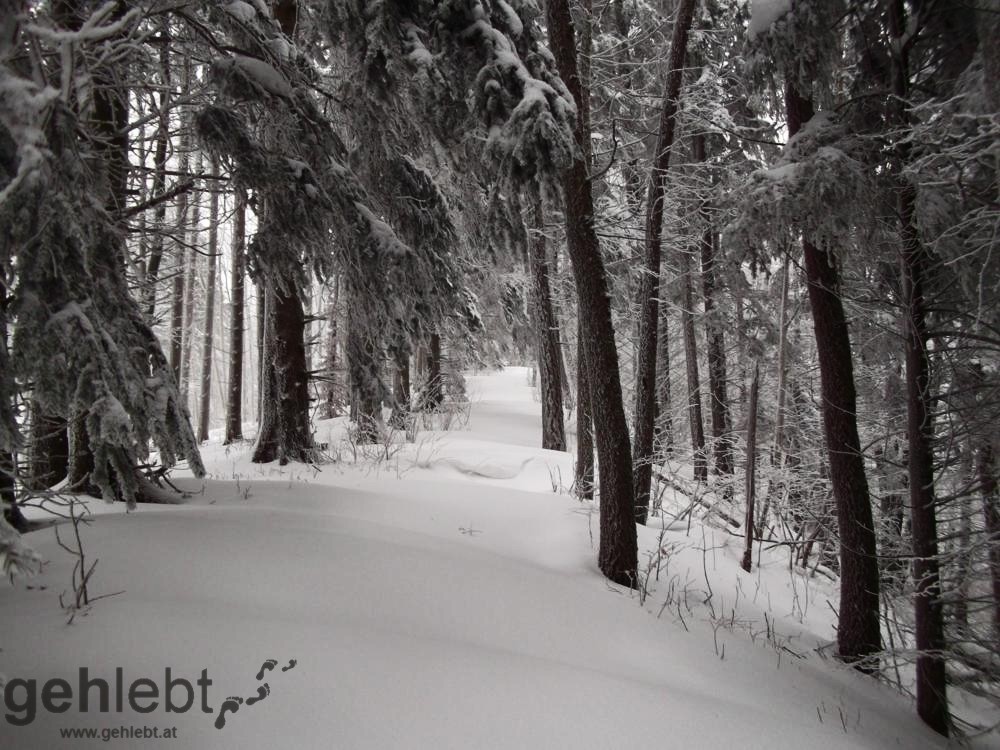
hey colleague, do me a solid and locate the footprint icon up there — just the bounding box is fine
[281,659,297,672]
[214,696,243,730]
[246,683,271,706]
[256,659,278,681]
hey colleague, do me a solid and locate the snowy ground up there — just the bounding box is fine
[0,368,986,748]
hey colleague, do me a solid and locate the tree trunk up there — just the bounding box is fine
[632,0,697,523]
[977,443,1000,643]
[888,2,948,731]
[179,154,202,400]
[530,204,566,451]
[546,0,638,586]
[682,248,708,482]
[197,160,220,442]
[169,59,192,385]
[654,285,673,457]
[27,407,68,489]
[346,295,382,443]
[786,82,881,672]
[701,224,732,478]
[575,312,595,500]
[390,351,410,430]
[251,276,316,464]
[224,188,246,445]
[741,362,760,572]
[758,254,791,532]
[421,332,444,410]
[143,17,170,319]
[324,276,341,418]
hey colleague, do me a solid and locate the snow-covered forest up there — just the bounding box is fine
[1,0,998,747]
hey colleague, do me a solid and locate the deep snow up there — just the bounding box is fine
[0,368,984,748]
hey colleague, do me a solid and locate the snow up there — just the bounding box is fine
[222,1,257,24]
[749,0,792,40]
[0,368,976,749]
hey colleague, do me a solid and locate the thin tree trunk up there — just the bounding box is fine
[179,153,202,399]
[390,351,410,429]
[324,276,340,418]
[654,285,673,457]
[701,225,732,478]
[547,0,638,586]
[346,294,382,443]
[741,362,760,572]
[786,82,881,672]
[224,188,246,445]
[758,254,791,531]
[197,159,220,442]
[977,442,1000,642]
[575,312,594,499]
[27,407,68,489]
[421,332,444,410]
[682,248,708,482]
[530,204,566,451]
[888,2,948,731]
[169,59,192,384]
[144,17,170,319]
[633,0,697,522]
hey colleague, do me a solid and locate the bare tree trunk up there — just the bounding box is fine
[252,276,316,464]
[324,276,340,418]
[758,254,791,531]
[346,293,382,443]
[197,159,219,442]
[978,443,1000,642]
[787,82,881,673]
[390,351,410,429]
[179,153,202,400]
[575,313,594,499]
[632,0,697,524]
[741,362,760,572]
[682,248,708,482]
[701,225,732,478]
[169,59,192,385]
[256,281,266,423]
[421,332,444,410]
[27,407,68,489]
[888,2,948,731]
[530,204,566,451]
[224,188,246,445]
[547,0,638,586]
[654,285,673,457]
[144,17,170,319]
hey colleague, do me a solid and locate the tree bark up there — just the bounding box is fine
[224,188,246,444]
[547,0,638,586]
[701,225,732,477]
[251,276,316,464]
[143,17,170,319]
[682,247,708,482]
[741,362,760,572]
[420,332,444,410]
[197,159,220,442]
[530,204,566,451]
[888,2,948,731]
[169,59,192,385]
[324,276,341,418]
[179,154,202,400]
[786,82,881,672]
[575,312,594,499]
[27,407,68,489]
[632,0,697,523]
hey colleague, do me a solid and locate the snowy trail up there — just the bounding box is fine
[0,368,962,748]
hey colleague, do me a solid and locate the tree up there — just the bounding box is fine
[224,188,247,445]
[633,0,697,523]
[546,0,638,586]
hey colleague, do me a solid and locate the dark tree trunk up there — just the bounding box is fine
[197,161,220,442]
[179,156,202,400]
[256,282,266,422]
[530,205,566,451]
[654,287,673,457]
[421,332,444,410]
[168,59,192,385]
[787,82,881,672]
[741,362,760,572]
[682,249,708,482]
[700,226,732,478]
[27,407,68,489]
[346,296,382,443]
[978,443,1000,643]
[632,0,696,523]
[888,2,947,730]
[324,276,341,418]
[390,352,410,429]
[143,17,170,319]
[251,277,315,464]
[575,313,594,499]
[547,0,638,586]
[224,188,246,445]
